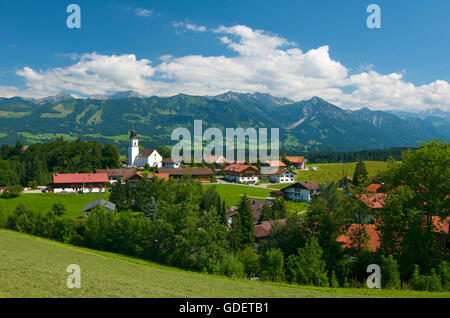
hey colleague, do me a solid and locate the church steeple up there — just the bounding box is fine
[128,129,139,166]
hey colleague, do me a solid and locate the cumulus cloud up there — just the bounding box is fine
[4,24,449,111]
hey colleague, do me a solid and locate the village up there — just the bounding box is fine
[11,130,445,257]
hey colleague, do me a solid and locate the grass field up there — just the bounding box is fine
[294,161,389,184]
[0,193,109,218]
[1,230,448,298]
[203,184,272,208]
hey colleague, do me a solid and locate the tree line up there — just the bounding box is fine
[0,138,120,187]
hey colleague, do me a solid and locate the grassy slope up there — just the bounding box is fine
[203,184,272,208]
[0,193,109,218]
[1,230,448,298]
[294,161,389,184]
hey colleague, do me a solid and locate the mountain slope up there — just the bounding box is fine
[0,92,446,153]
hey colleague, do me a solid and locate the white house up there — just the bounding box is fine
[224,164,259,184]
[128,130,162,168]
[281,181,319,203]
[269,169,295,183]
[162,157,182,169]
[49,173,109,194]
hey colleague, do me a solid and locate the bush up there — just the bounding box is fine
[380,255,401,289]
[260,248,285,282]
[410,265,442,292]
[236,246,260,278]
[286,237,329,287]
[1,185,23,199]
[215,254,244,279]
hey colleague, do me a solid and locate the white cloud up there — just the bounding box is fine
[134,8,153,17]
[173,21,207,32]
[3,24,450,111]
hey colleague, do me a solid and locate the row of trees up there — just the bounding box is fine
[0,139,120,187]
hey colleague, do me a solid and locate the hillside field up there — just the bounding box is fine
[293,161,389,184]
[0,193,109,218]
[1,230,448,298]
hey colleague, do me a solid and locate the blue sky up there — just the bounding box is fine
[0,0,449,111]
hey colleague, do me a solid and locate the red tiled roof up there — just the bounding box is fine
[285,156,305,164]
[148,173,170,182]
[358,193,386,209]
[337,224,380,252]
[433,216,450,234]
[52,173,109,184]
[265,160,286,167]
[365,183,382,193]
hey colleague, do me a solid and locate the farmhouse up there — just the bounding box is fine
[224,164,259,184]
[157,168,214,182]
[82,199,116,217]
[281,181,320,203]
[49,173,108,193]
[95,168,136,183]
[254,219,287,240]
[284,156,307,170]
[269,169,295,183]
[162,157,183,169]
[260,160,286,175]
[128,130,162,168]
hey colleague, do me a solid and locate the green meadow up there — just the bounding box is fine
[0,193,109,218]
[294,161,389,184]
[1,230,448,298]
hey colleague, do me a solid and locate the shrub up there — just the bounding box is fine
[380,255,401,289]
[215,254,244,279]
[260,248,285,282]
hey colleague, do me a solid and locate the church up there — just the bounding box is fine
[128,130,163,168]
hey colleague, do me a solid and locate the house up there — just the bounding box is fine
[122,171,145,184]
[128,130,162,168]
[95,168,136,183]
[0,186,6,194]
[260,160,286,175]
[284,156,307,170]
[281,181,320,203]
[148,173,170,182]
[49,173,108,193]
[162,157,182,169]
[269,169,295,183]
[157,168,214,182]
[336,224,381,252]
[270,189,284,198]
[224,164,259,184]
[82,199,116,217]
[254,219,287,240]
[203,154,228,167]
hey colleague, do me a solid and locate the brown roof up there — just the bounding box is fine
[254,219,287,238]
[272,168,293,176]
[270,190,284,197]
[226,209,236,218]
[162,157,182,164]
[224,164,259,173]
[282,181,319,192]
[95,169,136,178]
[136,149,156,159]
[157,168,213,176]
[365,183,382,193]
[122,172,144,181]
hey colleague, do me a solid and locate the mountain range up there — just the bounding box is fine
[0,91,448,154]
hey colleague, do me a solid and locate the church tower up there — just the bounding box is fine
[128,129,139,166]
